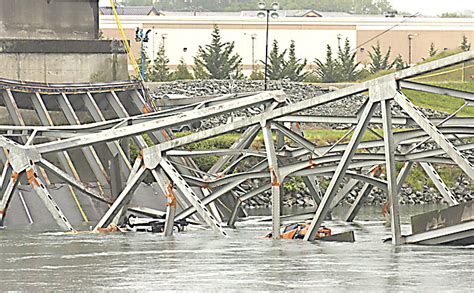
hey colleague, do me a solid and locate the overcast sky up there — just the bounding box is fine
[99,0,473,16]
[390,0,473,15]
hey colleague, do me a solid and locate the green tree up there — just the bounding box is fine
[440,12,471,18]
[283,40,309,81]
[249,69,265,80]
[368,42,392,74]
[172,58,194,80]
[193,25,242,79]
[392,54,407,70]
[460,35,471,51]
[353,0,392,14]
[314,45,340,82]
[429,42,438,57]
[265,40,288,80]
[337,38,360,81]
[149,45,171,82]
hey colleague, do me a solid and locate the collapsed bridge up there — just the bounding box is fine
[0,51,473,244]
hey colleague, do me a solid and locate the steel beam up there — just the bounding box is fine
[394,92,474,179]
[344,183,375,222]
[342,161,413,223]
[277,115,474,127]
[105,91,149,149]
[0,90,50,183]
[227,184,271,228]
[57,93,109,186]
[302,176,322,206]
[273,122,322,157]
[343,167,382,222]
[403,220,474,245]
[400,80,474,102]
[381,99,402,245]
[27,165,75,231]
[304,100,376,241]
[82,92,132,173]
[160,157,228,237]
[262,122,283,239]
[419,162,459,206]
[31,92,81,181]
[208,125,260,175]
[39,158,111,204]
[0,165,23,226]
[1,89,26,128]
[174,161,268,221]
[150,168,176,236]
[94,164,147,230]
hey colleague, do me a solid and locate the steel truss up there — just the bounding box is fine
[0,51,472,244]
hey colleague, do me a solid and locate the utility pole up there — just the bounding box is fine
[258,2,279,91]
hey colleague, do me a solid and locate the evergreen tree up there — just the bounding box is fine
[193,25,242,79]
[172,58,194,80]
[314,45,340,82]
[193,62,210,79]
[265,40,287,80]
[392,54,407,70]
[429,42,438,57]
[283,40,309,81]
[368,42,392,74]
[249,69,265,80]
[149,45,171,82]
[337,38,360,81]
[460,35,471,51]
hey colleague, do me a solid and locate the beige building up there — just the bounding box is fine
[99,11,474,75]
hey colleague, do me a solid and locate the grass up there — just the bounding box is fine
[401,81,474,117]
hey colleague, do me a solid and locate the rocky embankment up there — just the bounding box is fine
[149,80,473,207]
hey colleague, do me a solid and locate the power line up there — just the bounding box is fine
[352,12,420,53]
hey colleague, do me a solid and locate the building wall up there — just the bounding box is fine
[356,24,474,66]
[100,15,474,76]
[0,0,99,40]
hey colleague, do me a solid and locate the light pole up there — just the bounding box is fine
[258,2,279,91]
[251,34,257,72]
[408,33,418,65]
[161,33,168,49]
[135,27,151,80]
[152,26,155,60]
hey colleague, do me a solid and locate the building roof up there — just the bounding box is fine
[240,9,352,18]
[160,11,240,17]
[99,6,160,16]
[159,9,352,18]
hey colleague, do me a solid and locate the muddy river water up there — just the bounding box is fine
[0,205,472,291]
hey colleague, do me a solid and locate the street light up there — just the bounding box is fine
[161,33,168,48]
[135,27,151,80]
[251,34,257,72]
[408,33,418,65]
[337,34,343,49]
[258,2,279,91]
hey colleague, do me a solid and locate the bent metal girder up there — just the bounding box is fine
[0,51,472,245]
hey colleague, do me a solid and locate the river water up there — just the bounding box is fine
[0,204,472,291]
